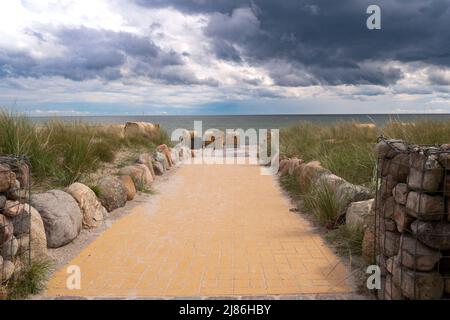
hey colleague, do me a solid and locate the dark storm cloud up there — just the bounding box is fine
[136,0,450,87]
[0,26,210,85]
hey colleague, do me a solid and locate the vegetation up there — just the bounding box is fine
[6,259,53,300]
[324,224,364,257]
[303,181,349,229]
[0,110,171,188]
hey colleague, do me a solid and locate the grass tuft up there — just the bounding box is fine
[6,259,53,300]
[324,224,364,257]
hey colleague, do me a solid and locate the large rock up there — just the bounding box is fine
[155,152,169,171]
[391,260,444,299]
[119,164,153,189]
[399,235,441,271]
[118,175,136,201]
[408,153,443,192]
[153,160,164,176]
[30,190,82,248]
[0,214,13,245]
[296,161,328,184]
[3,200,25,218]
[0,164,16,192]
[279,158,303,176]
[1,236,18,260]
[136,153,155,177]
[316,173,346,192]
[0,259,14,283]
[392,183,408,205]
[157,144,174,167]
[171,148,179,165]
[66,182,106,229]
[393,204,414,232]
[380,231,400,257]
[96,176,127,212]
[406,191,444,221]
[29,205,48,260]
[345,199,374,230]
[335,182,371,204]
[411,220,450,250]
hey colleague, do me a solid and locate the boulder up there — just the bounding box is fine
[136,153,155,177]
[30,190,82,248]
[406,191,444,221]
[411,220,450,250]
[336,182,371,203]
[280,158,303,176]
[157,144,174,167]
[118,175,136,201]
[0,164,16,192]
[345,199,374,230]
[0,214,13,245]
[66,182,106,229]
[391,261,444,299]
[0,260,14,283]
[392,183,408,205]
[119,164,153,188]
[153,161,164,176]
[296,161,328,184]
[155,152,169,171]
[399,235,441,271]
[408,153,443,192]
[393,204,414,233]
[11,204,31,237]
[96,176,127,212]
[2,200,25,218]
[316,173,346,192]
[380,231,400,257]
[1,236,18,260]
[28,205,48,260]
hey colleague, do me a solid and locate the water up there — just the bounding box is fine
[29,114,450,134]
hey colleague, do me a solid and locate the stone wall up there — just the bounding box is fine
[374,138,450,300]
[0,156,31,286]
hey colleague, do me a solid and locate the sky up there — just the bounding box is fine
[0,0,450,115]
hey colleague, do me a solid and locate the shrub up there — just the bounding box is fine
[324,224,364,257]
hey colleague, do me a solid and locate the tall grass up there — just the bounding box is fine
[303,181,349,228]
[0,110,171,187]
[280,119,450,187]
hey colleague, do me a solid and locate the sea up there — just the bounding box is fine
[29,114,450,134]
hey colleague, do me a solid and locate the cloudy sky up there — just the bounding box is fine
[1,0,450,115]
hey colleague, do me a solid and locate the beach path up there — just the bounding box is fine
[45,164,354,298]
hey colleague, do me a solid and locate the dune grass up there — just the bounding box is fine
[6,259,53,300]
[0,110,171,188]
[280,119,450,187]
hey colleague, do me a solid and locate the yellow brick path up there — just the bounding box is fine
[46,164,353,297]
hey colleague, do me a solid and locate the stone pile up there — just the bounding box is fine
[374,139,450,300]
[0,159,38,283]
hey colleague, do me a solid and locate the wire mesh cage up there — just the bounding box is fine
[374,137,450,300]
[0,155,31,290]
